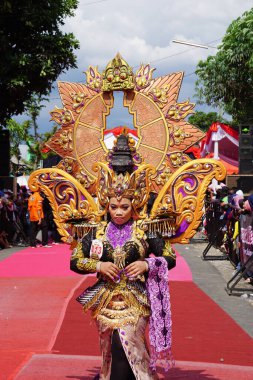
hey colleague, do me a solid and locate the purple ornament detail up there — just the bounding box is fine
[179,176,197,197]
[145,257,174,372]
[106,220,133,249]
[174,220,189,237]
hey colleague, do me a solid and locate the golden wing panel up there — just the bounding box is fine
[79,147,106,179]
[130,93,161,126]
[143,72,184,110]
[77,92,113,129]
[45,126,75,158]
[58,81,97,116]
[168,120,205,152]
[138,146,165,169]
[150,159,227,243]
[75,127,101,156]
[28,168,99,243]
[140,119,168,152]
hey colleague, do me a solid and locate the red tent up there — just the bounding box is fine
[200,122,239,174]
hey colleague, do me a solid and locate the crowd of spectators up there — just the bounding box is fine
[1,182,253,287]
[203,183,253,284]
[0,185,61,250]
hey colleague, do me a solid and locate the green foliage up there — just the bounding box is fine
[188,111,230,132]
[195,8,253,124]
[0,0,79,124]
[6,119,31,164]
[5,95,58,174]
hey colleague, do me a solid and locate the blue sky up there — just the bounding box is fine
[16,0,253,133]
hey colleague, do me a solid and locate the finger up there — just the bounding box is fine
[126,269,139,277]
[125,263,135,270]
[106,272,116,280]
[109,267,120,275]
[108,264,120,272]
[125,262,138,270]
[110,269,119,277]
[125,268,136,276]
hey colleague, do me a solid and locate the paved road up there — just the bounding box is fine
[175,240,253,338]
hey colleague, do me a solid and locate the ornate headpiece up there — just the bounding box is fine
[94,131,156,218]
[102,52,134,91]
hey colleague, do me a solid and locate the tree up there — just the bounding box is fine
[0,0,79,125]
[6,95,58,173]
[188,111,230,132]
[195,8,253,124]
[7,117,58,174]
[7,118,31,174]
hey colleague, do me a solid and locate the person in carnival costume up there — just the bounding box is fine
[70,132,176,380]
[27,54,226,380]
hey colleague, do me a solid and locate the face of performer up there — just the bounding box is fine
[109,197,132,225]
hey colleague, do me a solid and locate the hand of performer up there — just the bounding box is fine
[99,262,120,281]
[125,260,148,278]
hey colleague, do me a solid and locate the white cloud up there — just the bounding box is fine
[32,0,253,131]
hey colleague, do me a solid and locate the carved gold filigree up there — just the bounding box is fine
[28,168,100,242]
[75,170,95,189]
[55,130,73,151]
[152,162,172,187]
[135,64,155,90]
[70,91,87,113]
[102,53,134,91]
[85,65,103,92]
[149,85,170,108]
[169,124,192,147]
[167,151,191,168]
[56,159,95,189]
[166,100,195,121]
[57,158,76,174]
[150,159,227,243]
[50,106,74,127]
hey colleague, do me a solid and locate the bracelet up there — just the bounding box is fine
[96,261,102,272]
[144,261,149,272]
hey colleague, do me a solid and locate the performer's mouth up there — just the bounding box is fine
[114,217,124,223]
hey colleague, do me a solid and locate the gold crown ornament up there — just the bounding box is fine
[102,53,134,91]
[93,132,156,218]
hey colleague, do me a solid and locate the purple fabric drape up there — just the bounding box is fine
[145,257,174,371]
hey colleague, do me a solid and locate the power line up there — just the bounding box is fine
[52,38,222,98]
[143,38,222,67]
[79,0,109,7]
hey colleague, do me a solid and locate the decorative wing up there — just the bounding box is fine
[149,159,227,243]
[28,168,100,243]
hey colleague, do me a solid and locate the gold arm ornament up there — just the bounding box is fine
[28,168,100,243]
[149,158,227,243]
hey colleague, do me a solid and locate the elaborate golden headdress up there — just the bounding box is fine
[93,130,156,218]
[28,53,226,243]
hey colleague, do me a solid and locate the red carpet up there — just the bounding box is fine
[0,275,82,380]
[0,245,192,280]
[14,355,253,380]
[1,244,253,379]
[52,278,253,366]
[0,244,78,277]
